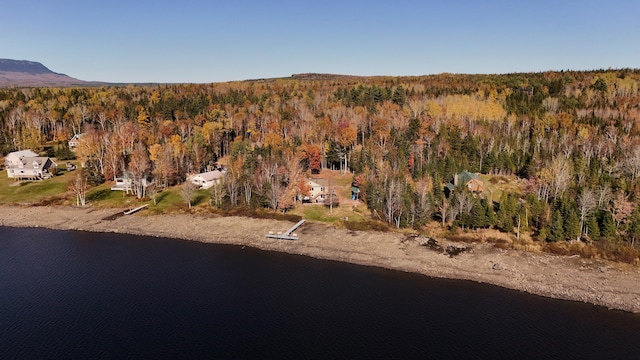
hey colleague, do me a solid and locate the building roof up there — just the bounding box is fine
[6,155,55,169]
[7,149,39,159]
[457,170,480,185]
[193,170,225,182]
[23,157,51,166]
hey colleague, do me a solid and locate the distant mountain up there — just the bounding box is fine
[0,59,93,87]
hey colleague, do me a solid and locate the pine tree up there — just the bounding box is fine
[469,200,489,229]
[600,211,617,238]
[586,215,600,240]
[549,210,565,242]
[564,210,581,241]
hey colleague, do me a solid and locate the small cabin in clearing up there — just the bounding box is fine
[445,170,484,196]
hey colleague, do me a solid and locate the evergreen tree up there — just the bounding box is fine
[55,142,76,160]
[485,199,498,228]
[564,210,581,241]
[469,200,489,229]
[497,193,516,233]
[627,208,640,247]
[548,210,565,242]
[599,210,617,238]
[586,215,601,240]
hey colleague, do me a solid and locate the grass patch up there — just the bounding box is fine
[0,173,70,205]
[343,219,390,232]
[481,174,525,203]
[544,239,640,264]
[147,189,183,214]
[191,189,209,207]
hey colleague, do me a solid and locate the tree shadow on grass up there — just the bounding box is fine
[154,191,169,204]
[87,189,111,202]
[192,194,207,206]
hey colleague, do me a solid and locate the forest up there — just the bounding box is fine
[1,69,640,259]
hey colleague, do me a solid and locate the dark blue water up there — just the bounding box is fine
[1,226,639,359]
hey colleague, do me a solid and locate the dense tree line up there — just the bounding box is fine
[1,69,640,249]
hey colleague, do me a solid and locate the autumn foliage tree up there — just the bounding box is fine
[1,69,640,252]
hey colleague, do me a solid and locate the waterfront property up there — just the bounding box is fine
[303,179,325,202]
[111,177,133,193]
[4,150,57,180]
[189,169,226,189]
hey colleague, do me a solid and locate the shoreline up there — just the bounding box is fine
[1,205,640,314]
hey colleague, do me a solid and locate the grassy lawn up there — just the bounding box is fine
[0,163,79,204]
[0,162,374,227]
[146,188,185,214]
[290,203,368,224]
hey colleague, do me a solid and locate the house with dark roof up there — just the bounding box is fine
[445,170,484,196]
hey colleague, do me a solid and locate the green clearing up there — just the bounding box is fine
[0,167,73,205]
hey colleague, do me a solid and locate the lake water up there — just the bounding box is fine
[1,226,639,359]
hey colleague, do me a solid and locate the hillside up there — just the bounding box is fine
[1,68,640,264]
[0,59,88,87]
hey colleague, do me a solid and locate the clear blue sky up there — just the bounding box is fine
[2,0,639,83]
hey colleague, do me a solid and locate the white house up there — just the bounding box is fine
[190,170,226,189]
[5,150,57,180]
[111,177,133,192]
[301,179,325,202]
[68,133,84,150]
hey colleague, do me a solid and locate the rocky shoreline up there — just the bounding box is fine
[1,205,640,314]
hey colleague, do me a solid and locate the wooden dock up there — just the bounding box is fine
[124,204,149,215]
[266,219,306,240]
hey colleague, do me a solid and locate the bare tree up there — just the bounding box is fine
[437,197,449,228]
[68,171,88,207]
[243,179,252,206]
[146,182,158,206]
[454,191,475,230]
[128,143,150,199]
[414,179,432,225]
[551,157,572,199]
[210,181,226,208]
[597,184,612,209]
[226,176,240,207]
[623,147,640,181]
[577,189,597,239]
[455,191,475,218]
[267,182,282,211]
[384,179,403,227]
[181,181,197,209]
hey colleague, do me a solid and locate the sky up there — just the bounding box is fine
[2,0,639,83]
